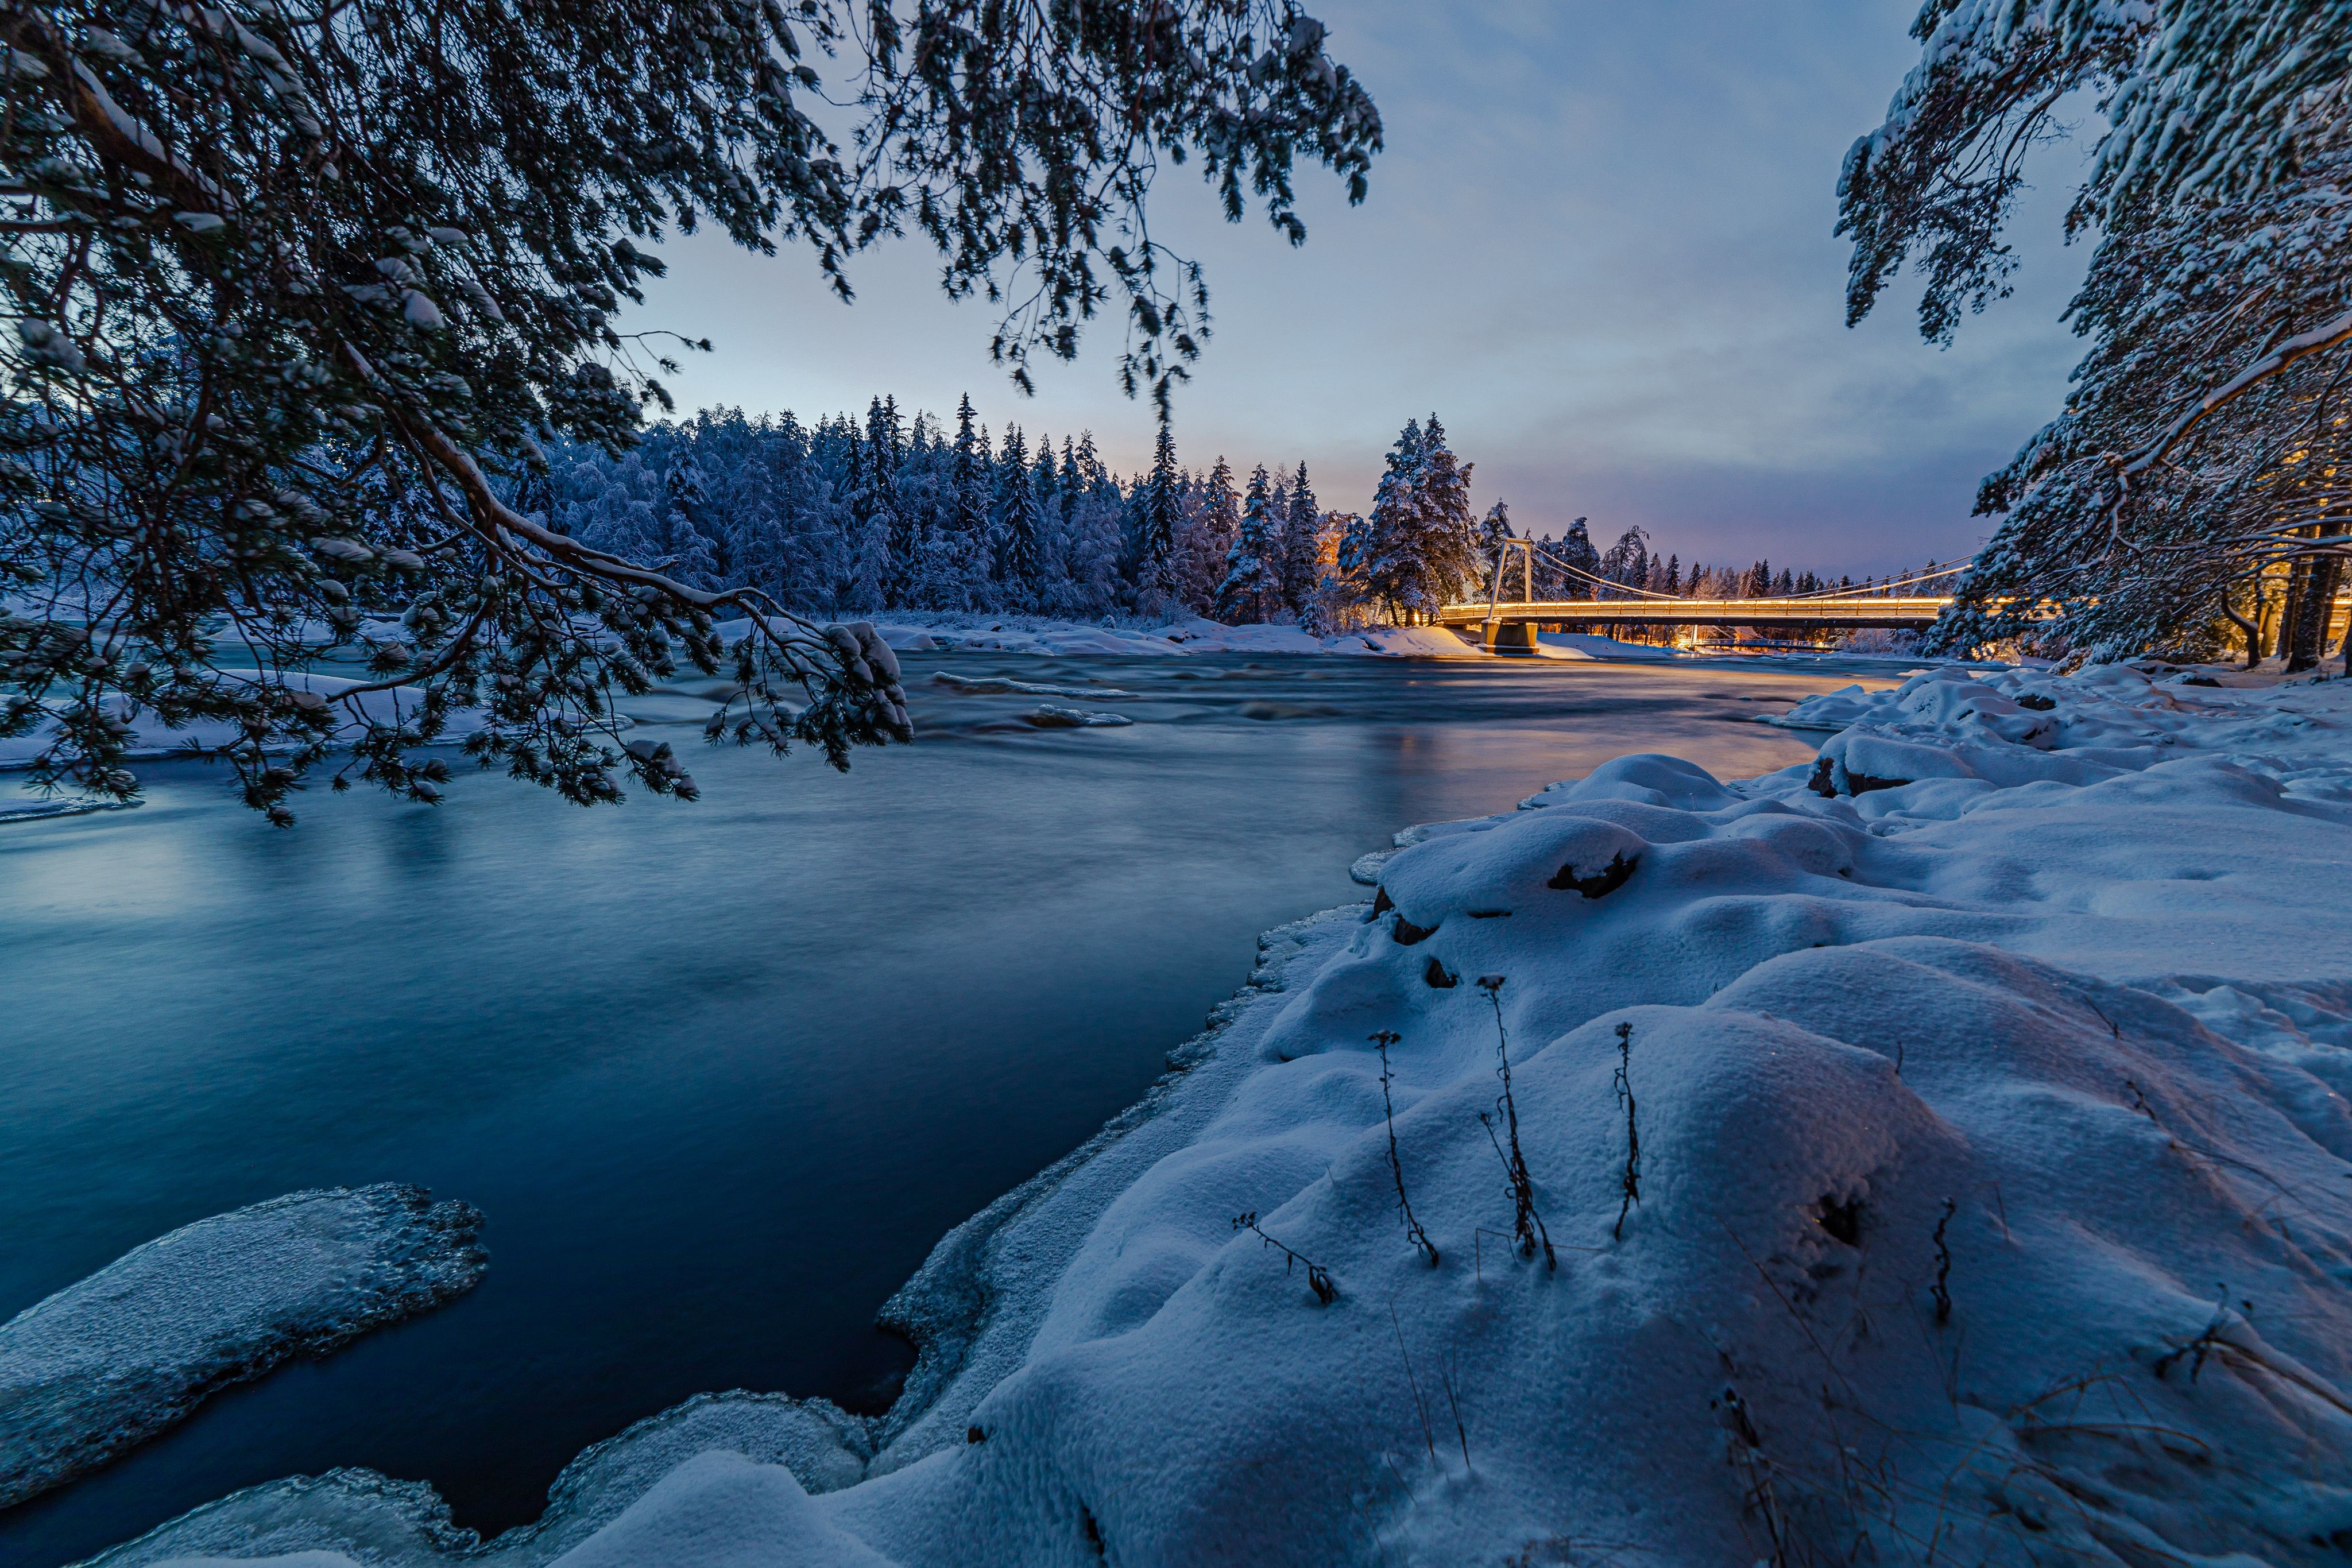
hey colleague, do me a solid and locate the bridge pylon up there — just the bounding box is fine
[1482,540,1540,656]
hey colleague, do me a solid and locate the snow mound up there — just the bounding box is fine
[96,667,2352,1565]
[1,1185,485,1509]
[0,671,490,773]
[92,1392,872,1567]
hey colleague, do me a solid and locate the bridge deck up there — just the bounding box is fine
[1437,596,1953,630]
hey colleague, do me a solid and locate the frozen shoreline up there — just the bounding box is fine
[82,663,2352,1566]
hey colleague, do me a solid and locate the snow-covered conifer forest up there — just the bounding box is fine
[526,402,1882,632]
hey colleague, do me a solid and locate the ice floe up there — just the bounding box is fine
[1,1185,485,1509]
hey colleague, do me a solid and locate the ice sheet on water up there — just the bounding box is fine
[0,1184,485,1509]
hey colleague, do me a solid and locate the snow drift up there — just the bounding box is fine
[0,1185,486,1509]
[83,665,2352,1566]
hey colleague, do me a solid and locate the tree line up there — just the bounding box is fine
[529,403,1879,631]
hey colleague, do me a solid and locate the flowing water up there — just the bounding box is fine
[0,649,1894,1566]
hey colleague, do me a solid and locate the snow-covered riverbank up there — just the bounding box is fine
[84,663,2352,1566]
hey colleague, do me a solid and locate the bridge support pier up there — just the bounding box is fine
[1483,621,1540,656]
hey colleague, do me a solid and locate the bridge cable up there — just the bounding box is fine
[1499,545,1974,605]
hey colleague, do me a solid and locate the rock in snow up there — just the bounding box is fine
[930,672,1142,700]
[87,666,2352,1566]
[1020,704,1132,729]
[0,1184,485,1509]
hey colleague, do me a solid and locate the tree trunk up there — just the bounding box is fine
[2280,554,2309,661]
[2288,549,2343,672]
[2220,594,2262,668]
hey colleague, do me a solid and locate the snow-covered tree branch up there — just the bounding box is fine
[1843,0,2352,665]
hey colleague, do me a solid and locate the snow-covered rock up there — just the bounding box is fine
[1020,706,1132,729]
[90,668,2352,1566]
[1,1185,485,1509]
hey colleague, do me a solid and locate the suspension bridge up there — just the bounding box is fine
[1437,539,1964,653]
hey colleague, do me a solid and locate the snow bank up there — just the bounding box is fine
[1531,630,1688,661]
[0,672,489,773]
[94,667,2352,1566]
[1,1185,485,1509]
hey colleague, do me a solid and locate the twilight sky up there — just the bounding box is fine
[633,1,2096,576]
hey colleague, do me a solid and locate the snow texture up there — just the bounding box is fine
[2,1186,485,1509]
[91,663,2352,1566]
[0,671,489,772]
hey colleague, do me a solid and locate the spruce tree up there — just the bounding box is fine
[659,458,721,589]
[950,398,987,540]
[1277,462,1324,617]
[997,427,1046,610]
[1135,424,1185,612]
[1215,464,1281,622]
[1558,517,1601,589]
[869,398,916,609]
[1477,500,1514,579]
[1359,419,1426,617]
[1187,459,1243,611]
[1414,417,1480,606]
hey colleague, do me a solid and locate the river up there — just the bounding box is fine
[0,649,1892,1566]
